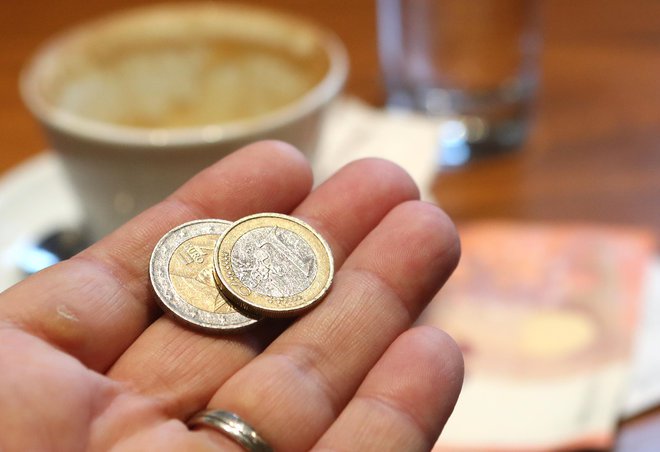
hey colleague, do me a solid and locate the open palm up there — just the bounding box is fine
[0,142,462,451]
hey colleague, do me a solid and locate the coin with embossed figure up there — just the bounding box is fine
[214,213,334,317]
[150,219,260,332]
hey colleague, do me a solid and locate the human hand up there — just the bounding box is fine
[0,142,462,451]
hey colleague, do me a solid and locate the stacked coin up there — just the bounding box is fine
[150,213,333,333]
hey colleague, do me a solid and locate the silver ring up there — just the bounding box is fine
[188,409,273,452]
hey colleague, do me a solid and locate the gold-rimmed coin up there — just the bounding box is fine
[214,213,333,317]
[150,219,261,332]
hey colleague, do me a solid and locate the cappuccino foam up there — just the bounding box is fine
[36,4,331,129]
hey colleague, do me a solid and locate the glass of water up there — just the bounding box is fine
[377,0,540,165]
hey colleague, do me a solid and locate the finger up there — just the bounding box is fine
[314,326,463,452]
[0,141,312,371]
[206,200,460,451]
[107,158,420,418]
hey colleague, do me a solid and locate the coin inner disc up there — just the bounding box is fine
[168,234,235,314]
[230,226,318,297]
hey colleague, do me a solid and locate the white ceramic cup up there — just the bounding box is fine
[21,3,348,241]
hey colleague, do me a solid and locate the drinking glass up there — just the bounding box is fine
[377,0,540,165]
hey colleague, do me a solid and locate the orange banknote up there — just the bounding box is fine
[421,222,655,451]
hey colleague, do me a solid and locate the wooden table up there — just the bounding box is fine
[1,1,659,449]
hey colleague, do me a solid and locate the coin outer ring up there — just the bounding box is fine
[150,219,260,332]
[213,213,334,317]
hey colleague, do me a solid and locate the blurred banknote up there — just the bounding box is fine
[420,222,654,451]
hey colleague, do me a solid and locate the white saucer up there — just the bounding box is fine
[0,152,82,291]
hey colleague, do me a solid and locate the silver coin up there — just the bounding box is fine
[150,219,260,332]
[214,213,334,317]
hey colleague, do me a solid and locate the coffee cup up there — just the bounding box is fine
[21,3,348,241]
